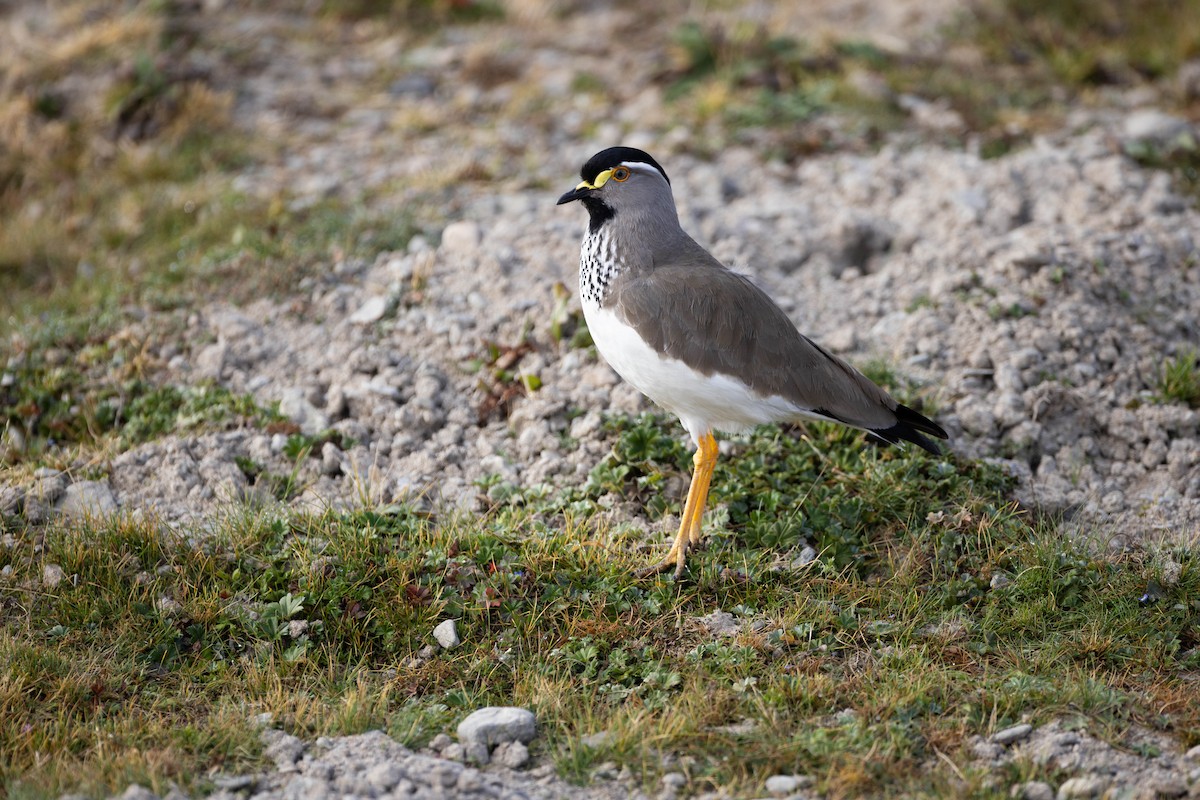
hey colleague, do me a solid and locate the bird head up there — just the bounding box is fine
[557,146,673,231]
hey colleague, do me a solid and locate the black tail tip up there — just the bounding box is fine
[870,403,948,456]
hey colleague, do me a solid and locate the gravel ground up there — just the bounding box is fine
[5,1,1199,797]
[82,121,1200,545]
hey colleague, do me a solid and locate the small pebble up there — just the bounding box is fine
[698,609,740,637]
[1013,781,1054,800]
[992,723,1033,746]
[463,740,490,765]
[792,546,818,568]
[493,740,530,769]
[364,762,401,791]
[765,774,811,795]
[457,706,537,748]
[1056,775,1109,799]
[433,619,460,649]
[661,771,687,790]
[212,775,256,791]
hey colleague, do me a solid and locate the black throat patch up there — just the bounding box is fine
[581,196,615,234]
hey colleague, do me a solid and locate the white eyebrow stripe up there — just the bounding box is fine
[622,162,660,174]
[620,161,667,181]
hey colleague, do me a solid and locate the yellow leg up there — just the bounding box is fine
[638,432,718,579]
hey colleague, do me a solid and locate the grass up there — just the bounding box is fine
[3,413,1198,798]
[0,1,425,334]
[663,0,1200,160]
[1,317,287,467]
[1156,348,1200,407]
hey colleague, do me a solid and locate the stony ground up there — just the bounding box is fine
[4,0,1200,798]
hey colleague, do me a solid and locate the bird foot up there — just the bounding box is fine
[635,556,688,581]
[635,539,699,580]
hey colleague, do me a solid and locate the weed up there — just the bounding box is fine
[1156,348,1200,407]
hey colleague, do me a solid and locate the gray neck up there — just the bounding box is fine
[579,201,684,307]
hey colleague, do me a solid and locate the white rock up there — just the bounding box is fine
[349,295,388,324]
[433,619,460,649]
[994,364,1024,393]
[994,392,1027,428]
[277,389,330,436]
[698,609,740,636]
[463,740,490,765]
[457,706,537,748]
[765,774,811,795]
[991,723,1032,745]
[492,740,530,769]
[1056,775,1108,799]
[42,563,65,588]
[661,771,687,790]
[319,442,342,476]
[0,483,22,515]
[1015,781,1055,800]
[440,220,482,257]
[364,762,401,791]
[792,546,818,568]
[1147,775,1187,797]
[194,342,227,380]
[1123,109,1192,144]
[57,480,117,519]
[155,596,182,617]
[262,730,306,769]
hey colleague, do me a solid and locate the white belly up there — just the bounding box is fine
[582,300,807,443]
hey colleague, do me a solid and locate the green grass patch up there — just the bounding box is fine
[2,323,283,465]
[4,414,1197,798]
[1154,348,1200,407]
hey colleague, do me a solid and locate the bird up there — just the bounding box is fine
[557,146,948,579]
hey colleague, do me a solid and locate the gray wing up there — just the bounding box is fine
[609,255,904,432]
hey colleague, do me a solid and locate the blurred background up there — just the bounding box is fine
[2,0,1198,326]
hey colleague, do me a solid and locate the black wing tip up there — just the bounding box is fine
[870,404,949,456]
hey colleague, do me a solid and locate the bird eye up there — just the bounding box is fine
[611,166,631,182]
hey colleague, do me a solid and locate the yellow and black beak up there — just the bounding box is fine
[556,168,615,205]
